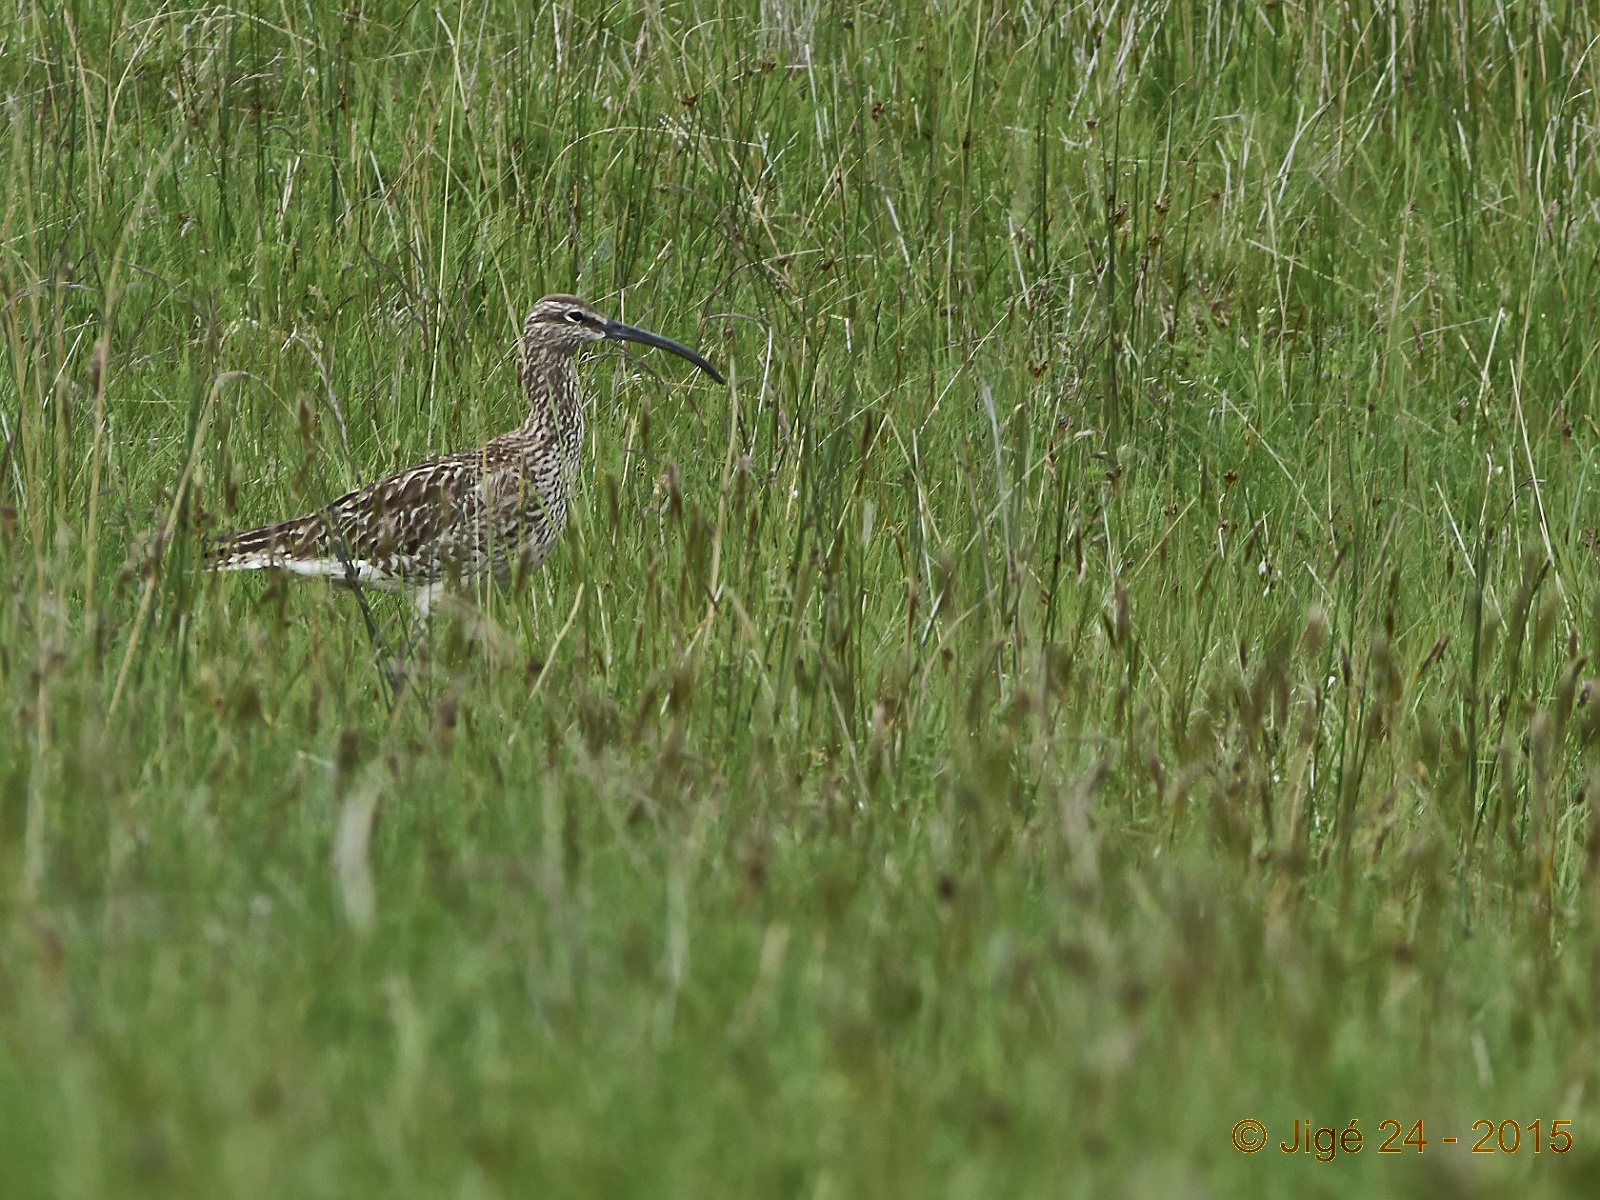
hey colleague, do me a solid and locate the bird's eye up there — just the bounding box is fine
[565,309,584,323]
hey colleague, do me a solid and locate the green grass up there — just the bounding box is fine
[3,0,1600,1195]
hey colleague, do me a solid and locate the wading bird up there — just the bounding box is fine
[211,295,724,613]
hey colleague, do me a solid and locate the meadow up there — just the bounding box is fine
[3,1,1600,1195]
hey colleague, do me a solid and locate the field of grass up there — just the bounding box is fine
[4,0,1600,1195]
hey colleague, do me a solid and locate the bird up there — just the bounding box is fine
[210,294,724,613]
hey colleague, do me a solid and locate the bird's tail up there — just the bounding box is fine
[209,514,326,573]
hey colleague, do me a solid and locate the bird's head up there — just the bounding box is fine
[523,294,725,385]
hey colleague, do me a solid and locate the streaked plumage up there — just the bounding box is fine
[211,294,723,611]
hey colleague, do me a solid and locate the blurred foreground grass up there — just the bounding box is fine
[3,1,1600,1196]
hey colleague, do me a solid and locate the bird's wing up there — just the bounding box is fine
[213,450,491,578]
[329,453,490,568]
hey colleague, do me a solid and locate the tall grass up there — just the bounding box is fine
[3,1,1600,1195]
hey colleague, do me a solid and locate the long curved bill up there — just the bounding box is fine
[604,319,726,385]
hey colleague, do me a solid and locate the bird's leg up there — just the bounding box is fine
[379,647,410,704]
[377,582,444,702]
[412,581,445,619]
